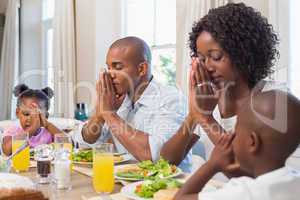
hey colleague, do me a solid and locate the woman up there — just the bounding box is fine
[160,3,279,173]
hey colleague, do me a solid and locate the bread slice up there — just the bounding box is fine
[153,188,179,200]
[0,188,48,200]
[115,164,141,173]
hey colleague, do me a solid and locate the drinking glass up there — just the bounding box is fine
[54,134,73,169]
[93,143,114,194]
[54,134,72,152]
[34,144,53,184]
[12,133,29,172]
[53,149,72,190]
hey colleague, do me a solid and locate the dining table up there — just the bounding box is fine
[21,167,126,200]
[17,159,223,200]
[19,162,131,200]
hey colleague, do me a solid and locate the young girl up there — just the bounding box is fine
[2,84,62,155]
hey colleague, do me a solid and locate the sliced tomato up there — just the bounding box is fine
[135,184,142,193]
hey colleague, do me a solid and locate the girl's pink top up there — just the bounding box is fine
[3,124,53,148]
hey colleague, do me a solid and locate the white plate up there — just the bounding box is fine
[114,152,127,156]
[115,154,132,164]
[114,164,183,181]
[121,180,218,200]
[73,154,131,166]
[0,173,35,189]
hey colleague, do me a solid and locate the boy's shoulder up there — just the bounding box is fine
[198,176,254,200]
[199,167,300,200]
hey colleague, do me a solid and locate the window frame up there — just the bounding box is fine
[41,17,53,87]
[122,0,176,85]
[41,0,55,115]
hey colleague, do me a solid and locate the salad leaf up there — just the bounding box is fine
[138,160,155,170]
[72,149,93,162]
[30,150,34,158]
[116,171,145,180]
[135,179,182,198]
[117,158,178,180]
[139,158,177,178]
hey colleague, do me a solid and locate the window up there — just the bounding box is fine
[123,0,176,86]
[289,0,300,98]
[42,0,54,89]
[42,0,54,114]
[16,0,55,118]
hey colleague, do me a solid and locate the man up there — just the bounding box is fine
[76,36,192,172]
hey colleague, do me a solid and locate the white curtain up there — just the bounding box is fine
[176,0,230,94]
[289,0,300,98]
[53,0,76,118]
[268,0,290,84]
[0,0,20,120]
[269,0,300,169]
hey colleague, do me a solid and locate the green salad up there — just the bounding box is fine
[116,171,146,180]
[135,178,182,198]
[138,158,178,177]
[30,150,34,158]
[72,149,93,162]
[116,158,178,180]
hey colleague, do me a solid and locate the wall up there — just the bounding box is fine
[75,0,122,108]
[75,0,96,106]
[95,0,122,74]
[0,0,8,14]
[233,0,269,17]
[0,0,8,62]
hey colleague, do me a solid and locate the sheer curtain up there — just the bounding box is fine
[269,0,300,170]
[176,0,230,94]
[272,0,300,169]
[52,0,76,118]
[0,0,20,120]
[289,0,300,99]
[268,0,290,84]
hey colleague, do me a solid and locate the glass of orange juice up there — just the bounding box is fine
[93,143,114,194]
[12,133,29,172]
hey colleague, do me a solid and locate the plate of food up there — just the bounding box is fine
[121,178,218,200]
[120,178,182,200]
[72,149,131,165]
[115,158,182,181]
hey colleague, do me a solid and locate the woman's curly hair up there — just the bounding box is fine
[189,3,279,88]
